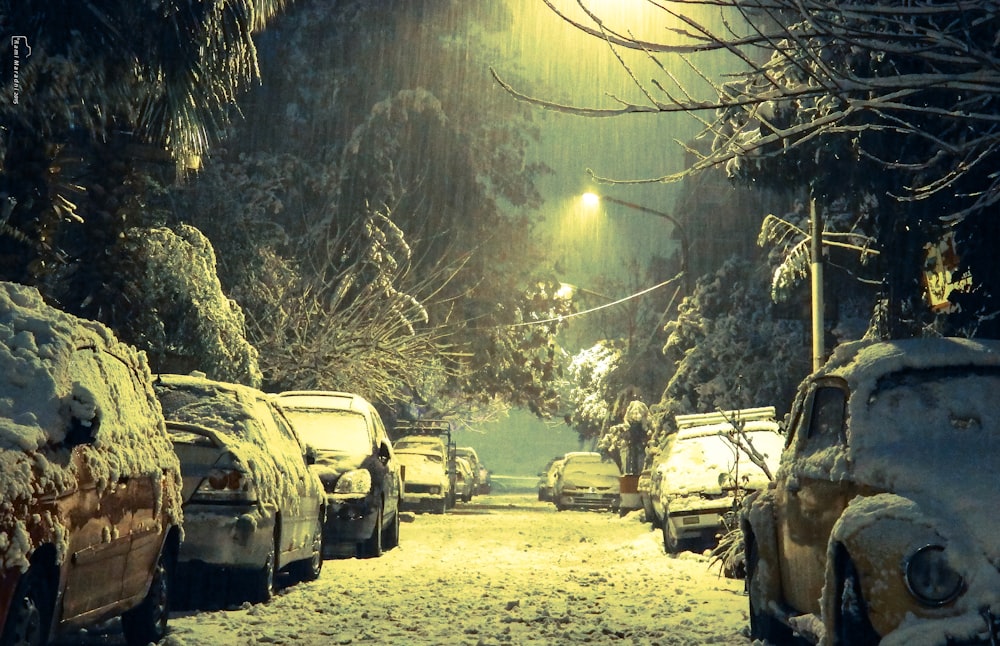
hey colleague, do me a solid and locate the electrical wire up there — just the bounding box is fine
[503,273,684,328]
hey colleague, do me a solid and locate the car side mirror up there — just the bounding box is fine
[304,444,318,466]
[379,443,391,464]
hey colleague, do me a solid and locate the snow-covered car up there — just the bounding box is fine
[154,374,325,607]
[657,407,783,554]
[453,456,476,503]
[553,452,621,512]
[0,282,183,645]
[743,338,1000,646]
[537,456,564,502]
[455,446,483,496]
[275,391,401,558]
[395,447,452,514]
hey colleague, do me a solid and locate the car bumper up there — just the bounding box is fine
[324,494,378,544]
[557,492,620,510]
[178,504,276,569]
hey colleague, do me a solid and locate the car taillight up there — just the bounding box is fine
[191,467,256,503]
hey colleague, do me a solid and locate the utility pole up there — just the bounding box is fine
[810,196,825,372]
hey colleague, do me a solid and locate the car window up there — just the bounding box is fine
[283,408,372,454]
[804,385,846,451]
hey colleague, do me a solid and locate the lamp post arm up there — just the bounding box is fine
[601,196,690,277]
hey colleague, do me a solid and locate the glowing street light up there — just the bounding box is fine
[582,192,690,296]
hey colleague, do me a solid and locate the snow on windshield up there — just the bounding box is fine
[282,408,370,455]
[662,422,782,496]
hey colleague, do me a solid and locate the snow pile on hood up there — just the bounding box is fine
[0,281,182,569]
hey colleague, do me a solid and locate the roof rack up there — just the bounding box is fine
[675,406,776,430]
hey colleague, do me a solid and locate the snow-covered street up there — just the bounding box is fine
[173,492,752,645]
[56,493,752,645]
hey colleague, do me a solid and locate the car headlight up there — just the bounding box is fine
[904,544,964,606]
[334,469,372,495]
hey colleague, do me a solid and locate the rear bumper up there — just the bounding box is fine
[178,505,275,569]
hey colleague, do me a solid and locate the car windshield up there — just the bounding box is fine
[397,450,442,465]
[663,429,783,494]
[565,461,620,478]
[282,408,370,455]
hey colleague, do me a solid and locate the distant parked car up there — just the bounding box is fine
[553,452,621,512]
[537,456,564,502]
[453,456,476,503]
[455,446,483,495]
[154,374,325,608]
[0,282,183,646]
[275,391,401,558]
[744,338,1000,646]
[657,407,783,554]
[395,447,452,514]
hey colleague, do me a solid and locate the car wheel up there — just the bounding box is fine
[662,520,679,554]
[0,565,53,646]
[360,502,384,558]
[249,533,278,603]
[291,518,324,582]
[121,548,172,645]
[434,498,447,515]
[835,556,880,646]
[383,504,401,550]
[746,536,795,644]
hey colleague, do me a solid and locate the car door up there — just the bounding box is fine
[264,399,321,564]
[59,347,133,619]
[774,378,852,615]
[371,412,400,519]
[97,349,166,600]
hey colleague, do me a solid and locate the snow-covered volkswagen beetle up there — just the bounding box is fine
[0,282,183,645]
[743,337,1000,645]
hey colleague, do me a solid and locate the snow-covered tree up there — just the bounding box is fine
[565,341,622,444]
[497,0,1000,338]
[111,225,262,387]
[652,258,809,449]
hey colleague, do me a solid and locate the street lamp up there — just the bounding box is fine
[582,192,690,295]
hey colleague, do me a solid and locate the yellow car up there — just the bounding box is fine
[743,338,1000,645]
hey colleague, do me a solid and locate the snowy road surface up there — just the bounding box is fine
[56,493,753,645]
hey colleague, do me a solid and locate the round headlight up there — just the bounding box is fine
[334,468,373,495]
[904,545,964,606]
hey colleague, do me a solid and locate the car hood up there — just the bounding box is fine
[398,456,444,484]
[851,440,1000,564]
[311,449,366,477]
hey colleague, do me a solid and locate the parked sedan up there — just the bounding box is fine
[0,282,183,646]
[275,391,401,558]
[553,452,621,512]
[154,374,325,608]
[744,338,1000,646]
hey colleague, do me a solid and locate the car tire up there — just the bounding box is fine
[121,548,171,645]
[662,520,679,554]
[360,502,384,558]
[746,536,795,644]
[0,564,53,646]
[290,518,324,582]
[249,533,278,603]
[434,498,447,515]
[383,505,400,550]
[835,555,880,646]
